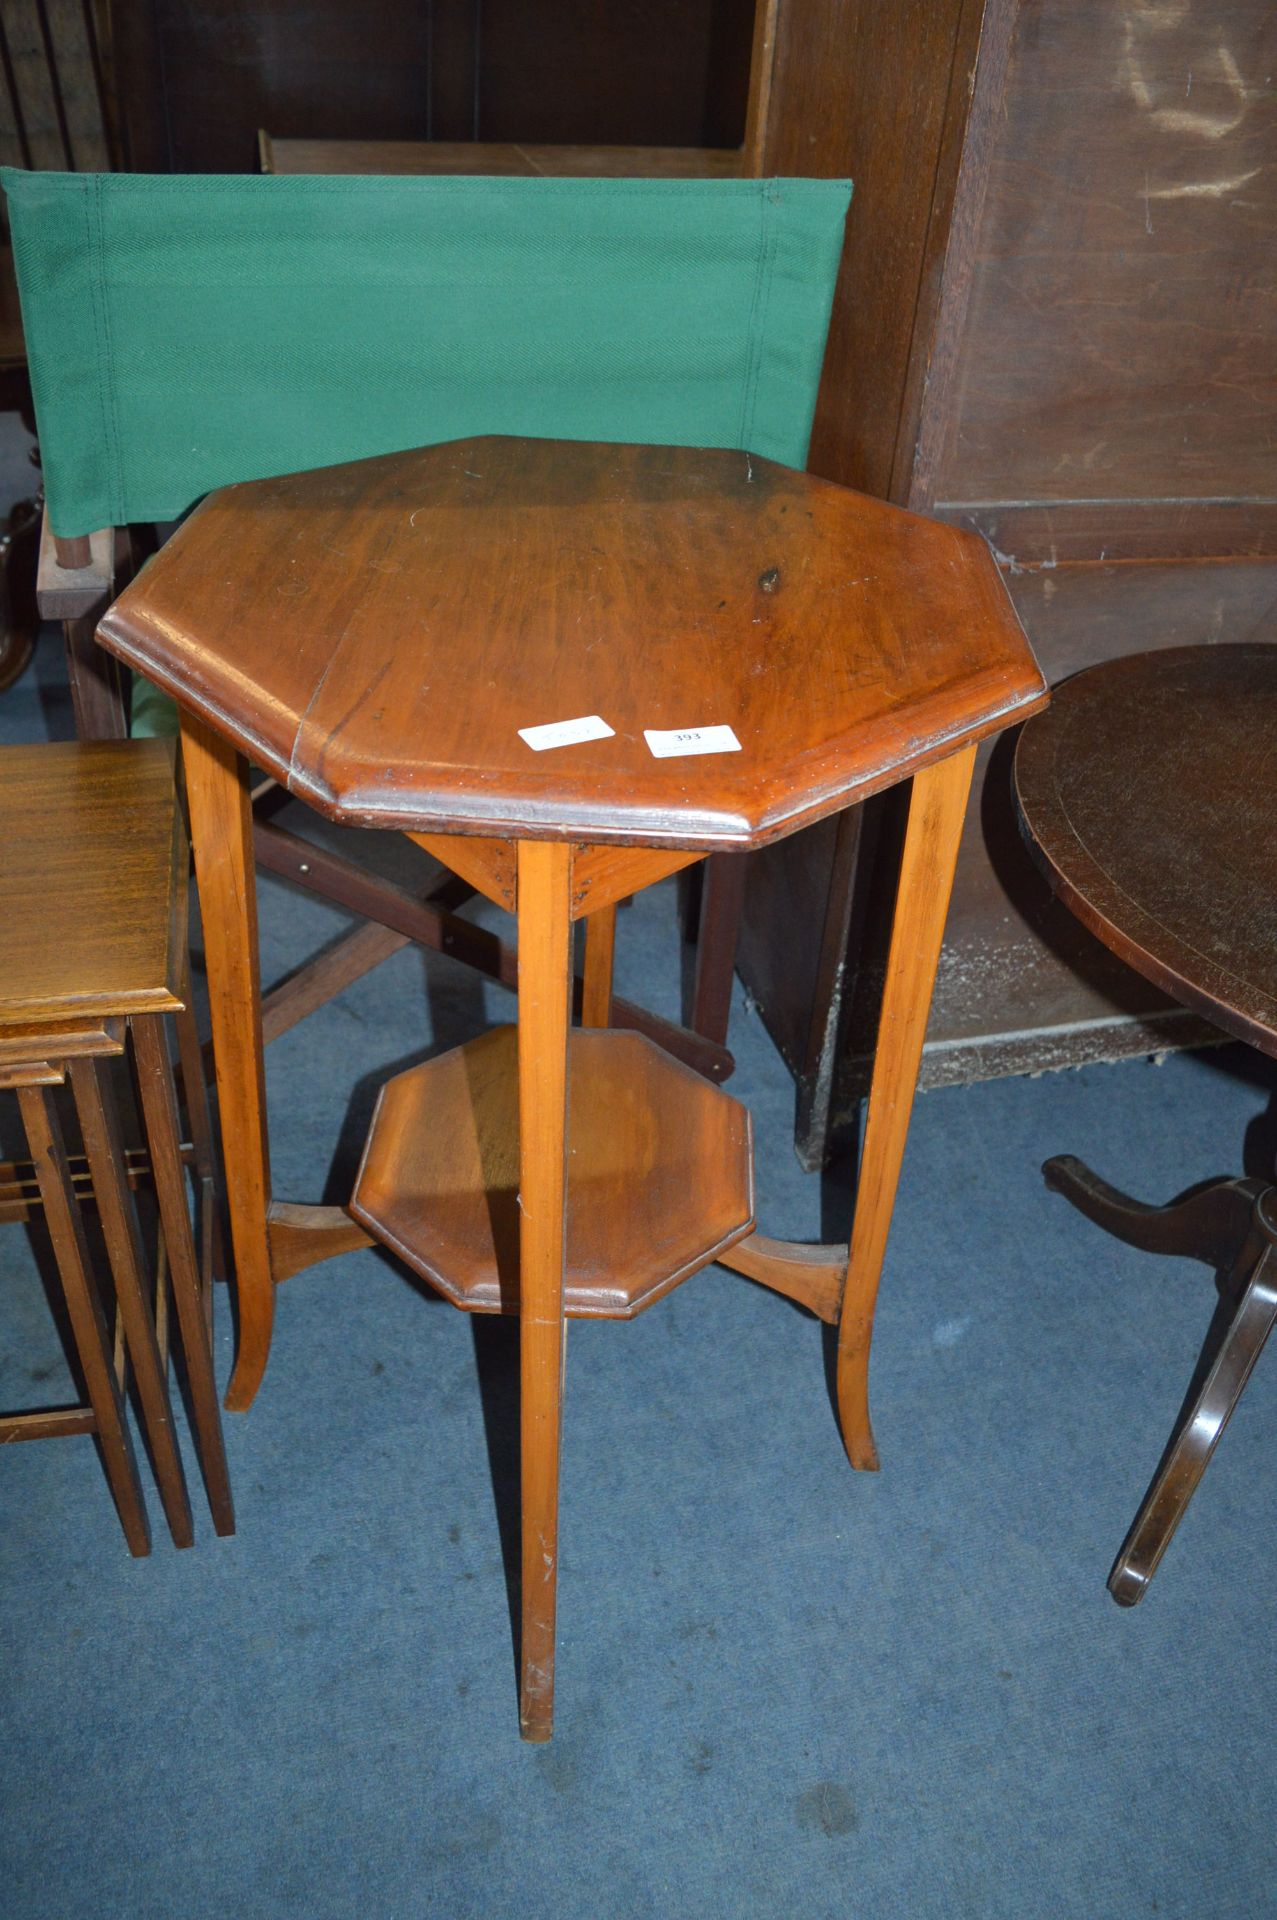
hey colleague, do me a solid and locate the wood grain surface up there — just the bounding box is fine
[351,1025,755,1318]
[0,742,186,1026]
[934,1,1277,543]
[264,138,745,178]
[98,436,1045,850]
[1014,643,1277,1055]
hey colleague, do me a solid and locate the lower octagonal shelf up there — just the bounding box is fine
[352,1026,754,1318]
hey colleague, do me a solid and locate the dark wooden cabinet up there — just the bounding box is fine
[110,0,759,172]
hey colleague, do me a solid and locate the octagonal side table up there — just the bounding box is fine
[97,436,1046,1738]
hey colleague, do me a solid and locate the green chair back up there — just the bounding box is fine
[3,170,850,732]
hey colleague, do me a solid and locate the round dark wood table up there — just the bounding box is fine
[1015,643,1277,1604]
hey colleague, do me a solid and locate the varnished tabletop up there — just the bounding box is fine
[0,741,186,1024]
[1014,644,1277,1057]
[99,436,1045,850]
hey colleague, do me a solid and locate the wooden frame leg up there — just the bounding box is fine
[689,851,747,1046]
[180,713,274,1413]
[64,614,127,741]
[172,958,227,1293]
[70,1056,195,1548]
[17,1084,151,1557]
[1108,1191,1277,1606]
[836,746,975,1471]
[581,904,616,1028]
[516,839,573,1741]
[132,1015,236,1537]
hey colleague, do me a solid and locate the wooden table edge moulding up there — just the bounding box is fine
[94,435,1046,1738]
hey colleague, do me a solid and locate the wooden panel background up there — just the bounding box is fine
[738,0,1277,1163]
[757,0,981,501]
[933,0,1277,557]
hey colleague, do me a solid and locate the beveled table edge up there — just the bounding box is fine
[95,608,1048,851]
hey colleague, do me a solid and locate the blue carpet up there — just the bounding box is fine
[2,645,1275,1918]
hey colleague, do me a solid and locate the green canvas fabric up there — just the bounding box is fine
[3,170,849,737]
[3,170,850,541]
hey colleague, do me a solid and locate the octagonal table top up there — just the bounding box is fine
[98,436,1046,850]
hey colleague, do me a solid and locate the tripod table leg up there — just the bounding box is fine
[1109,1195,1277,1605]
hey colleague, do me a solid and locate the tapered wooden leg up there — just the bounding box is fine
[70,1056,195,1548]
[18,1085,151,1557]
[1109,1191,1277,1606]
[689,851,747,1046]
[581,905,616,1028]
[180,713,274,1412]
[132,1016,236,1537]
[836,747,975,1471]
[516,839,573,1741]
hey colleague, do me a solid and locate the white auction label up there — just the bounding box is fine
[518,714,616,752]
[643,724,742,759]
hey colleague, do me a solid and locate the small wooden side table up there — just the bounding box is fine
[0,741,234,1550]
[97,436,1045,1733]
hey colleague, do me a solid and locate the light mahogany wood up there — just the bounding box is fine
[16,1083,151,1556]
[0,742,185,1027]
[69,1052,195,1548]
[0,1017,124,1063]
[718,1233,845,1325]
[77,435,1039,1731]
[836,746,977,1470]
[1,742,234,1540]
[581,908,617,1029]
[0,1406,98,1443]
[409,832,517,912]
[515,840,573,1742]
[0,1141,182,1224]
[570,843,705,920]
[172,963,226,1290]
[0,1059,65,1087]
[350,1028,753,1317]
[98,438,1045,850]
[132,1014,235,1535]
[253,817,730,1080]
[179,712,274,1413]
[267,1201,374,1283]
